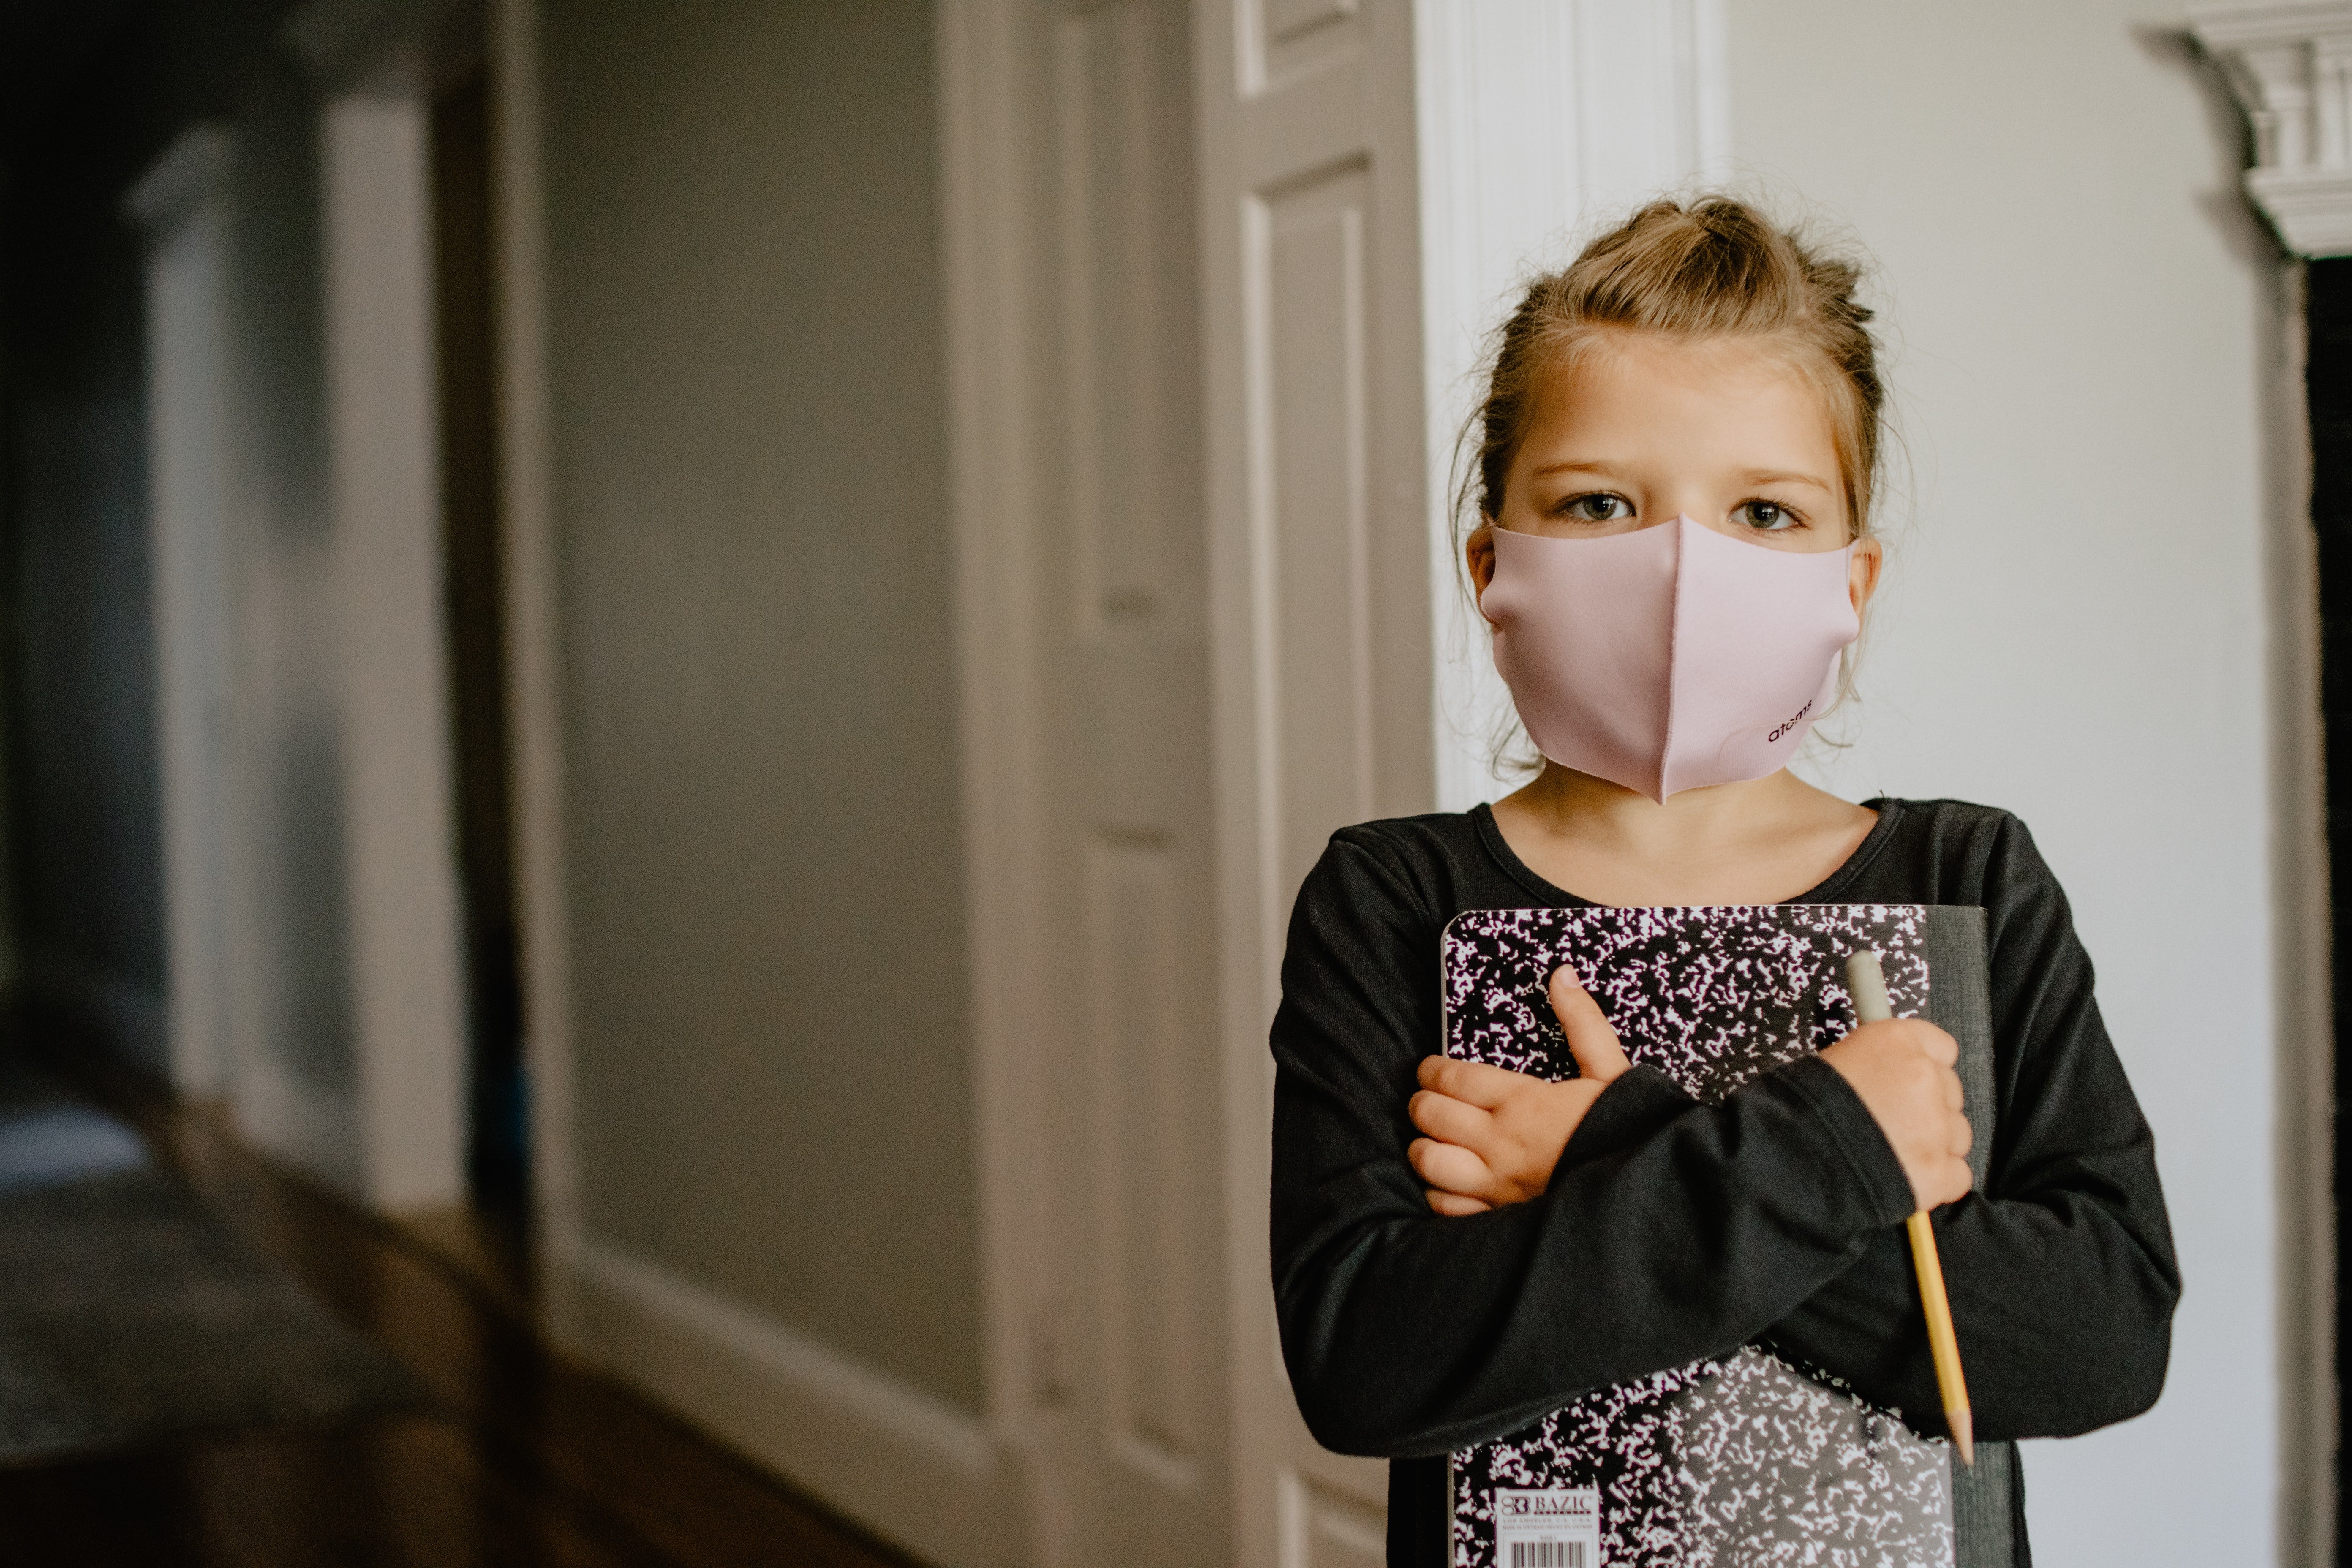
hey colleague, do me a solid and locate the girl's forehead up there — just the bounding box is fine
[1550,331,1819,403]
[1519,334,1840,451]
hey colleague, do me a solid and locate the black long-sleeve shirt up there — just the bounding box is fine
[1269,798,2178,1567]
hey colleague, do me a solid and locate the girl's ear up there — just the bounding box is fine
[1848,536,1883,618]
[1466,523,1498,602]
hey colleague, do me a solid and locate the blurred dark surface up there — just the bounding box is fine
[2,0,325,1078]
[3,0,533,1190]
[2308,254,2352,1565]
[0,1048,918,1568]
[430,60,530,1220]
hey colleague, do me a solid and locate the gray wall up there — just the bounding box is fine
[541,0,984,1410]
[223,61,362,1175]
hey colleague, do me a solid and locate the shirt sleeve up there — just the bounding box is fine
[1756,816,2180,1439]
[1270,829,1919,1459]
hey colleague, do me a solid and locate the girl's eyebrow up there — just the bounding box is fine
[1739,468,1835,492]
[1527,460,1837,493]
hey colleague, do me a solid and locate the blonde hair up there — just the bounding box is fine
[1461,196,1886,542]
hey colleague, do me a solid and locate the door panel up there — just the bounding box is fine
[1029,1,1232,1564]
[1255,166,1381,893]
[1197,1,1432,1564]
[1083,831,1203,1480]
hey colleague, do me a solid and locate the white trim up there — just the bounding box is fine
[936,0,1054,1488]
[559,1241,1022,1568]
[2251,165,2352,253]
[2193,3,2352,255]
[2265,264,2338,1568]
[126,124,241,1100]
[2193,1,2352,52]
[1414,0,1572,815]
[1413,0,1733,812]
[566,1241,997,1472]
[316,92,468,1213]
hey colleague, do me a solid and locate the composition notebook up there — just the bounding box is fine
[1439,903,2015,1568]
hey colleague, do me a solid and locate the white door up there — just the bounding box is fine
[946,3,1727,1563]
[945,1,1236,1565]
[1191,3,1730,1565]
[1194,3,1435,1566]
[1031,1,1235,1563]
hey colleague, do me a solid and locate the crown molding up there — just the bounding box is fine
[2193,2,2352,255]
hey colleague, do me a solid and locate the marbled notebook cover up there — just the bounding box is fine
[1441,904,1957,1568]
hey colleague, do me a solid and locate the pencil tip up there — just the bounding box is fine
[1952,1410,1974,1468]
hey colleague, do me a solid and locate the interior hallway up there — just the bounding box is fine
[0,1042,912,1568]
[0,0,2333,1563]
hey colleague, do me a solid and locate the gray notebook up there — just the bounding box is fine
[1439,903,2014,1568]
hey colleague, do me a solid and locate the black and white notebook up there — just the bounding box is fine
[1439,903,2007,1568]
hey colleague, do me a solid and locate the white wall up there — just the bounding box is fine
[315,87,468,1213]
[215,67,368,1192]
[128,125,238,1103]
[1723,4,2288,1563]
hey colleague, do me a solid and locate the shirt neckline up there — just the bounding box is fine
[1469,796,1904,909]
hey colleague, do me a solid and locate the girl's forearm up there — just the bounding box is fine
[1273,1053,1917,1456]
[1761,1153,2178,1440]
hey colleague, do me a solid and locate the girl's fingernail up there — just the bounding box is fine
[1554,965,1582,990]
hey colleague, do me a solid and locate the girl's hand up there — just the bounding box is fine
[1410,967,1631,1215]
[1818,1017,1973,1210]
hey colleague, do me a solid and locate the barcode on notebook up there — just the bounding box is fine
[1493,1486,1600,1568]
[1508,1543,1584,1568]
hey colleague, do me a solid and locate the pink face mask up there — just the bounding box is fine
[1478,517,1860,802]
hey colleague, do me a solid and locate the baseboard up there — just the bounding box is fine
[560,1239,1029,1568]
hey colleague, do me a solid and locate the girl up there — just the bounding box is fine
[1269,198,2177,1568]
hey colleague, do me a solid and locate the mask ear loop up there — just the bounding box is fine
[1809,593,1867,762]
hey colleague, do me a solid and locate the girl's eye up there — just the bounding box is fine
[1735,500,1802,533]
[1558,493,1633,524]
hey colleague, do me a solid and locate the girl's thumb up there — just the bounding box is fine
[1549,966,1632,1082]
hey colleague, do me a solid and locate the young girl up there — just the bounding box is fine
[1269,198,2178,1568]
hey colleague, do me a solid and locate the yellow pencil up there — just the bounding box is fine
[1844,949,1974,1467]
